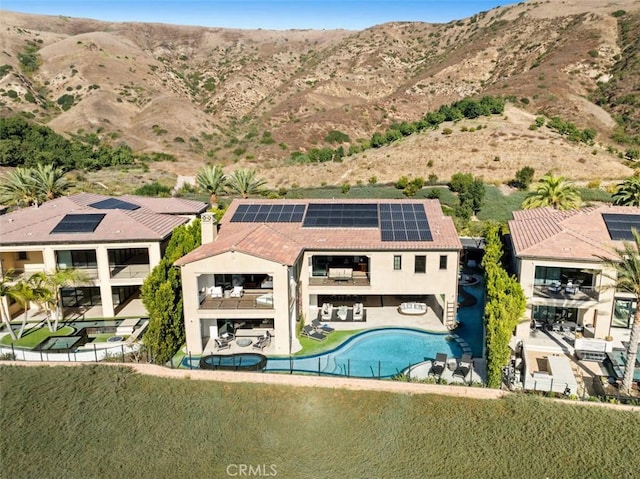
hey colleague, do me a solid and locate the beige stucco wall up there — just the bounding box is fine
[180,250,292,355]
[515,257,618,339]
[301,249,460,321]
[0,242,161,319]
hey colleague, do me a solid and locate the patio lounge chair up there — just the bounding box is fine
[547,281,562,293]
[253,331,271,350]
[353,303,364,321]
[208,286,223,298]
[302,325,326,341]
[311,318,335,334]
[565,281,578,295]
[230,285,244,298]
[215,337,231,350]
[431,353,447,377]
[321,303,333,320]
[454,353,473,378]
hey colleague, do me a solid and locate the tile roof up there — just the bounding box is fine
[0,193,207,245]
[176,198,461,266]
[509,205,640,261]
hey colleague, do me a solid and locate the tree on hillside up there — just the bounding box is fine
[196,164,226,208]
[612,175,640,206]
[227,168,266,199]
[598,229,640,395]
[521,173,581,210]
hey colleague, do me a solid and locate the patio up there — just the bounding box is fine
[309,297,448,333]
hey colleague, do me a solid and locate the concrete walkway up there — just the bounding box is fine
[3,361,640,412]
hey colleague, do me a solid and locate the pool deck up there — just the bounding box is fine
[310,304,448,333]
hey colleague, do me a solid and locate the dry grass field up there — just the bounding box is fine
[1,1,639,187]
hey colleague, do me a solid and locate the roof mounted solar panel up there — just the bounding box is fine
[379,203,433,242]
[51,214,106,234]
[602,213,640,241]
[230,204,306,223]
[302,203,379,228]
[89,198,140,211]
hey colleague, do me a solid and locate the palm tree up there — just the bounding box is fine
[227,168,267,199]
[612,175,640,206]
[30,163,72,202]
[0,167,38,207]
[0,270,18,340]
[598,228,640,395]
[31,269,89,331]
[196,164,226,208]
[0,163,71,207]
[11,279,46,339]
[29,273,57,332]
[521,173,581,210]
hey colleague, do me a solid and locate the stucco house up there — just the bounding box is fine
[508,205,639,348]
[176,199,462,355]
[0,193,207,319]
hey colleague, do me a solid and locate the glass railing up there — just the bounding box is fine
[110,264,151,279]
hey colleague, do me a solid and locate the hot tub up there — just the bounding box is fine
[198,353,267,371]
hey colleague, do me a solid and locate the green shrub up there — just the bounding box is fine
[134,181,172,197]
[395,176,409,189]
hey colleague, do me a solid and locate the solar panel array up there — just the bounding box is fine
[379,203,432,242]
[89,198,140,211]
[302,203,379,228]
[230,204,306,223]
[602,213,640,241]
[51,214,106,234]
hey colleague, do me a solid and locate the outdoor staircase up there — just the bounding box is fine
[445,302,457,330]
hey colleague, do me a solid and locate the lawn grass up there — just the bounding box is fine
[2,365,639,479]
[0,326,74,349]
[476,186,528,222]
[294,329,362,356]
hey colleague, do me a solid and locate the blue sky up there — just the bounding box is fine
[2,1,514,30]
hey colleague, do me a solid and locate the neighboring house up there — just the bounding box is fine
[0,193,207,319]
[508,205,640,343]
[176,199,462,355]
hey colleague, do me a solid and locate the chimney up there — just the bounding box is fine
[201,213,218,244]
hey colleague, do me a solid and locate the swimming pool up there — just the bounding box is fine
[265,328,462,378]
[456,284,485,359]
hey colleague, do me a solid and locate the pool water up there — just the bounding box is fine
[456,284,485,359]
[266,328,462,378]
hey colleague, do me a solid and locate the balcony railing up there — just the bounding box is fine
[533,284,598,301]
[309,271,370,287]
[199,291,274,310]
[110,264,151,279]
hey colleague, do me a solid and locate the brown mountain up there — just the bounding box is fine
[1,0,638,187]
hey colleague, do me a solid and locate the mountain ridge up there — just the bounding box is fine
[1,0,639,187]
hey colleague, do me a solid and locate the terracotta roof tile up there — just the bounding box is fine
[176,199,461,266]
[509,205,640,261]
[0,194,207,245]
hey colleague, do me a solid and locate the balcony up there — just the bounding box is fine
[200,291,274,310]
[110,263,151,279]
[309,269,370,287]
[533,283,598,302]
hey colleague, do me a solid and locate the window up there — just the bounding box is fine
[393,255,402,270]
[414,255,426,274]
[17,251,28,260]
[439,255,448,270]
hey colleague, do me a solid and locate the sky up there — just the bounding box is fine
[1,1,514,30]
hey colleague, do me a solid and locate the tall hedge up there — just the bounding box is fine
[482,223,526,388]
[141,220,201,364]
